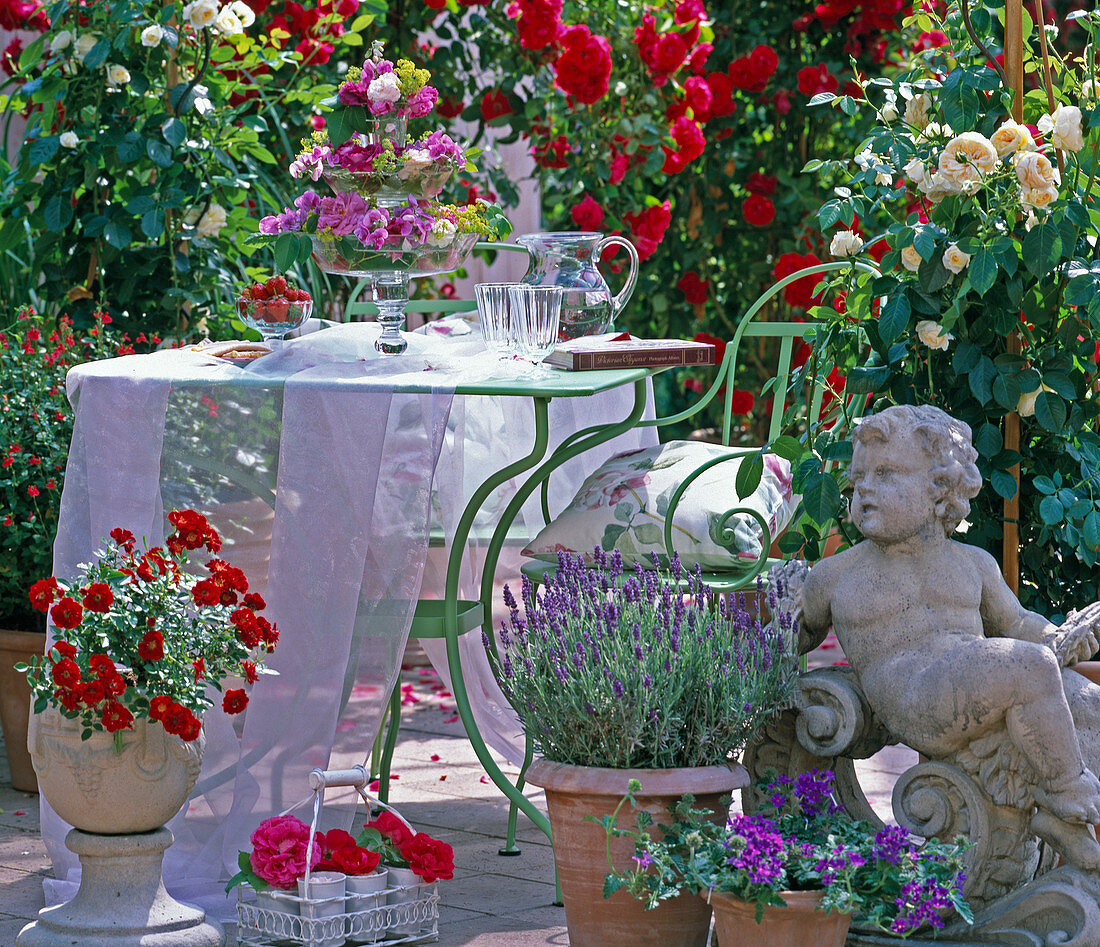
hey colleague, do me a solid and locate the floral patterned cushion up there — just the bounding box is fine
[523,440,797,570]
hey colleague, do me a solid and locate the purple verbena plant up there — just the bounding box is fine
[486,548,798,769]
[599,768,972,935]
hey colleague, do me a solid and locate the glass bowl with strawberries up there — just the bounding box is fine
[236,276,314,341]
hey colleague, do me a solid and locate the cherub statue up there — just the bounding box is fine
[801,404,1100,869]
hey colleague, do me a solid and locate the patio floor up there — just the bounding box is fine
[0,637,914,945]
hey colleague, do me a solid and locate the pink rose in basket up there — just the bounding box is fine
[248,815,322,889]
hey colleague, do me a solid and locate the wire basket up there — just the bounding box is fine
[235,765,440,946]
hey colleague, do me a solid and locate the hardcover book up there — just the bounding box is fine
[545,332,717,371]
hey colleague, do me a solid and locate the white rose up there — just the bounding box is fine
[903,92,932,130]
[214,6,244,35]
[1082,79,1098,107]
[1017,384,1054,417]
[367,72,402,107]
[51,30,74,52]
[191,203,227,239]
[59,131,79,148]
[901,245,922,272]
[228,1,256,28]
[74,34,99,64]
[1020,183,1059,213]
[880,91,899,123]
[106,64,131,88]
[904,157,932,192]
[183,0,219,29]
[830,229,863,258]
[1053,105,1085,152]
[990,120,1034,157]
[426,218,457,248]
[916,320,953,351]
[140,24,164,47]
[943,243,970,275]
[925,170,962,203]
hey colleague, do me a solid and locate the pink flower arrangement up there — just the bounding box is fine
[248,815,322,890]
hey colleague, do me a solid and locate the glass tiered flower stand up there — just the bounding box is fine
[310,233,480,356]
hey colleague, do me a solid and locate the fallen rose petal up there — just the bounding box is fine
[444,715,459,723]
[14,811,25,815]
[430,754,440,762]
[369,779,380,791]
[439,775,447,781]
[479,775,489,783]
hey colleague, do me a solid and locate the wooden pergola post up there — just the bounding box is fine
[1003,0,1024,594]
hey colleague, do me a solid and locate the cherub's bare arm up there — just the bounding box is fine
[799,558,837,655]
[977,545,1100,664]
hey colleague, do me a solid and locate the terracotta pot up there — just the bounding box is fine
[0,628,44,793]
[28,707,203,833]
[709,888,851,947]
[525,758,747,947]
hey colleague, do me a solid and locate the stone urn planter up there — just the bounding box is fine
[525,758,747,947]
[708,888,851,947]
[0,627,43,792]
[18,708,224,946]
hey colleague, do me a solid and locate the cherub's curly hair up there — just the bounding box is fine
[853,405,982,536]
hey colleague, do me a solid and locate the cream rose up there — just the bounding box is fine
[1082,79,1098,107]
[59,131,79,149]
[830,230,863,258]
[904,157,932,192]
[107,64,131,88]
[74,34,99,64]
[904,93,932,130]
[1017,384,1054,418]
[190,203,227,239]
[1014,151,1057,189]
[943,244,970,275]
[1021,183,1059,213]
[937,132,997,191]
[925,170,963,203]
[228,1,256,28]
[183,0,219,29]
[1052,105,1085,152]
[881,92,899,123]
[990,120,1034,157]
[214,6,244,34]
[901,245,922,272]
[140,23,164,47]
[916,320,953,351]
[51,30,74,51]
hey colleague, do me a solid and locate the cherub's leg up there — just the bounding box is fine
[1061,669,1100,777]
[1032,809,1100,872]
[882,639,1100,823]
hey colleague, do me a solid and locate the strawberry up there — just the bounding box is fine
[266,298,289,322]
[250,283,267,301]
[265,276,288,298]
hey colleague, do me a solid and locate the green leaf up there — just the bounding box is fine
[968,249,997,296]
[990,469,1018,499]
[878,293,910,342]
[770,436,803,462]
[146,138,173,168]
[602,874,625,898]
[43,194,73,232]
[117,132,143,162]
[161,117,185,147]
[1022,223,1062,277]
[273,232,299,272]
[800,472,842,527]
[104,221,132,250]
[82,38,111,71]
[913,228,936,260]
[141,209,165,240]
[735,452,764,500]
[1034,475,1057,495]
[1084,510,1100,550]
[1040,495,1064,525]
[973,423,1002,457]
[28,135,59,165]
[968,356,996,404]
[1034,391,1067,432]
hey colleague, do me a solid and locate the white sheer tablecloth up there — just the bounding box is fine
[44,321,655,922]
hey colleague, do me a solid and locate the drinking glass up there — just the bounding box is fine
[474,282,520,358]
[508,285,563,368]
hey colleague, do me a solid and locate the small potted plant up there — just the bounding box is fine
[18,509,278,835]
[491,548,800,947]
[600,768,973,945]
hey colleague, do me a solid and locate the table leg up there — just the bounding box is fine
[441,380,651,844]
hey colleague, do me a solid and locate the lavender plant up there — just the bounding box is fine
[599,769,972,936]
[488,549,798,769]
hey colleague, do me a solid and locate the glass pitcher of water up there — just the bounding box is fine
[515,232,640,340]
